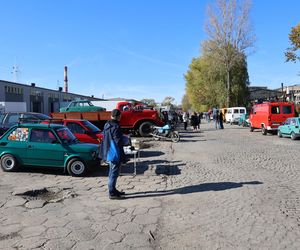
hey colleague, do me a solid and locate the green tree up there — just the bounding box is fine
[181,94,191,111]
[184,49,249,110]
[285,23,300,63]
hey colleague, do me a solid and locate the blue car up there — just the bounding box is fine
[277,117,300,140]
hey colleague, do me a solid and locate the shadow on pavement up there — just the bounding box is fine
[125,181,263,199]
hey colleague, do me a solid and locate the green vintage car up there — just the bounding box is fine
[0,123,100,176]
[60,100,106,112]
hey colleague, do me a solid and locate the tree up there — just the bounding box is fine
[140,98,156,107]
[205,0,255,107]
[161,96,175,106]
[181,94,191,111]
[184,50,249,110]
[285,23,300,63]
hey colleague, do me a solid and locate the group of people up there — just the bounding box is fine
[181,109,224,130]
[182,112,203,131]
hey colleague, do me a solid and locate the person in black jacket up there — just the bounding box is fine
[101,109,126,199]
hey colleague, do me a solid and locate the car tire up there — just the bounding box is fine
[0,154,18,172]
[261,126,267,135]
[250,125,254,132]
[139,121,153,137]
[291,132,296,140]
[67,158,86,177]
[277,130,282,138]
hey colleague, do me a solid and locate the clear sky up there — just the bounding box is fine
[0,0,299,104]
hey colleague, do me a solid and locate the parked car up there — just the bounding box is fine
[249,102,295,135]
[42,118,131,146]
[0,112,51,136]
[277,117,300,140]
[225,107,246,124]
[0,123,100,176]
[60,100,106,112]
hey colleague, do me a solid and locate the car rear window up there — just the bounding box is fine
[271,106,280,114]
[282,106,292,114]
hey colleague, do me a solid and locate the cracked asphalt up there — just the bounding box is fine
[1,121,300,249]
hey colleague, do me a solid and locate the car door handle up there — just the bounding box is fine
[28,145,33,148]
[0,142,7,146]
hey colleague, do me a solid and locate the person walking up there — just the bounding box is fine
[190,112,198,131]
[219,111,224,129]
[183,112,188,130]
[101,109,126,199]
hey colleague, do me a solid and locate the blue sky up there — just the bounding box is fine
[0,0,299,104]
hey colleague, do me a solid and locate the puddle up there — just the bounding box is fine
[15,187,77,203]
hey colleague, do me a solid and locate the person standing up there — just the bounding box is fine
[101,109,126,199]
[190,112,198,131]
[183,112,188,130]
[219,111,224,129]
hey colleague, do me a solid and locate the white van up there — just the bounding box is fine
[225,107,246,124]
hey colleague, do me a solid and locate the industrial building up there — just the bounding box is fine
[0,66,102,114]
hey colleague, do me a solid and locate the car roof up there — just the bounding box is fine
[15,123,65,129]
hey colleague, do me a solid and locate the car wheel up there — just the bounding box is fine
[261,126,267,135]
[277,130,282,138]
[250,125,254,132]
[0,154,18,172]
[291,132,296,140]
[139,121,153,137]
[67,158,86,177]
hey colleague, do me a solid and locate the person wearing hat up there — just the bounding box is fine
[101,109,127,199]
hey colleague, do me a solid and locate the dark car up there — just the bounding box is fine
[0,112,51,136]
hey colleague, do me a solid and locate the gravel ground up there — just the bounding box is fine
[0,120,300,249]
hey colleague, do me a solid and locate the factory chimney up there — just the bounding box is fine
[64,66,68,92]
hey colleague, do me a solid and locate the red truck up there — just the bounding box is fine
[249,101,295,135]
[51,101,164,136]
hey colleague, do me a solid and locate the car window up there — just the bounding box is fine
[282,106,292,114]
[290,119,296,126]
[227,109,232,114]
[66,122,86,134]
[30,129,56,143]
[8,127,29,142]
[271,106,280,114]
[23,113,50,120]
[6,114,20,126]
[0,114,5,123]
[240,109,245,114]
[56,127,76,144]
[82,121,100,133]
[234,109,239,114]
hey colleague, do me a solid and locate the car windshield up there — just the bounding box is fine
[82,121,100,133]
[0,114,5,123]
[55,127,77,144]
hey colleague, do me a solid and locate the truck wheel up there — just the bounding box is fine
[261,126,267,135]
[0,154,18,172]
[250,126,254,132]
[139,122,153,137]
[278,130,282,138]
[291,132,296,140]
[67,158,86,177]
